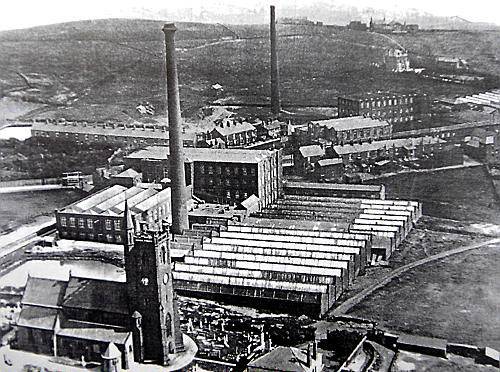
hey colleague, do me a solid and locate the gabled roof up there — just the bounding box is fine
[62,276,128,315]
[317,158,343,167]
[21,277,68,308]
[113,168,140,178]
[17,305,58,330]
[212,121,256,137]
[299,145,325,158]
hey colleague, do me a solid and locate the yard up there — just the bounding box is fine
[348,245,500,350]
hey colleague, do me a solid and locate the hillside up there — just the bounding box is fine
[0,19,499,122]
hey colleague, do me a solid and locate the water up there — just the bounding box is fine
[0,259,125,288]
[0,126,32,140]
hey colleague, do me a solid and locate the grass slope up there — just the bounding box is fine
[1,19,499,121]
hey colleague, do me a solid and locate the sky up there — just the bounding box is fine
[1,0,499,31]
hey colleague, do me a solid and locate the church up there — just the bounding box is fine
[14,202,188,370]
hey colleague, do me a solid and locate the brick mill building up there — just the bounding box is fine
[308,116,392,145]
[55,185,172,243]
[338,93,430,125]
[124,146,282,207]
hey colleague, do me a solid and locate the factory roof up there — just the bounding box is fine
[339,92,424,101]
[32,121,170,140]
[299,145,325,158]
[59,185,171,216]
[125,146,277,164]
[310,116,389,131]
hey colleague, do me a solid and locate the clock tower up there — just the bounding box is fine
[123,203,184,365]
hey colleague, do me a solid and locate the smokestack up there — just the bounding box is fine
[162,23,188,235]
[270,5,281,115]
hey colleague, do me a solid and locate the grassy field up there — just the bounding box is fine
[0,189,83,233]
[349,245,500,350]
[368,166,500,224]
[1,20,498,122]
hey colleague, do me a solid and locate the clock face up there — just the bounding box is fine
[141,277,149,286]
[163,273,169,284]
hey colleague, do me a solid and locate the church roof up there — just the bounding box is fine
[62,276,129,315]
[57,314,131,344]
[17,305,58,330]
[21,277,68,308]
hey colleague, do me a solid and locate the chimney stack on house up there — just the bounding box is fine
[162,23,189,235]
[270,5,281,116]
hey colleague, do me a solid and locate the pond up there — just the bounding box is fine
[0,259,125,288]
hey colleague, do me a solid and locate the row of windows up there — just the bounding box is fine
[60,216,121,231]
[197,177,256,187]
[198,188,250,201]
[197,164,257,176]
[60,230,122,243]
[359,97,415,109]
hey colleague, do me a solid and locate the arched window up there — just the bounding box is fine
[165,313,172,336]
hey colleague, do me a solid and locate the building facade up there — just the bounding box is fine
[55,185,171,244]
[338,93,430,125]
[308,116,392,145]
[124,147,282,207]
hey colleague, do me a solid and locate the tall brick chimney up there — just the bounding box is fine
[270,5,281,115]
[162,23,188,235]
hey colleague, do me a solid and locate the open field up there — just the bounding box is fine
[1,20,499,122]
[0,189,82,233]
[368,166,500,224]
[349,245,500,350]
[393,351,499,372]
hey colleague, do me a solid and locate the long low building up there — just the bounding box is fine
[173,224,371,316]
[252,193,421,260]
[284,181,385,199]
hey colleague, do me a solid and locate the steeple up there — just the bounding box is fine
[123,200,134,254]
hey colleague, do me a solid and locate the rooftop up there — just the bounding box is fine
[310,116,389,131]
[299,145,325,158]
[212,121,256,137]
[125,146,277,164]
[59,185,171,216]
[32,122,170,140]
[332,136,445,155]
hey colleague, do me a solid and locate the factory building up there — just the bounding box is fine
[251,192,421,260]
[284,181,385,199]
[308,116,392,145]
[338,93,430,124]
[173,223,371,316]
[55,185,173,243]
[124,146,282,207]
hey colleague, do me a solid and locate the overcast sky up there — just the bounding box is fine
[1,0,499,31]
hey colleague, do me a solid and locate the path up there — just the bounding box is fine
[0,184,64,194]
[330,237,500,316]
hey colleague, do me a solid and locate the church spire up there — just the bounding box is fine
[123,200,134,253]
